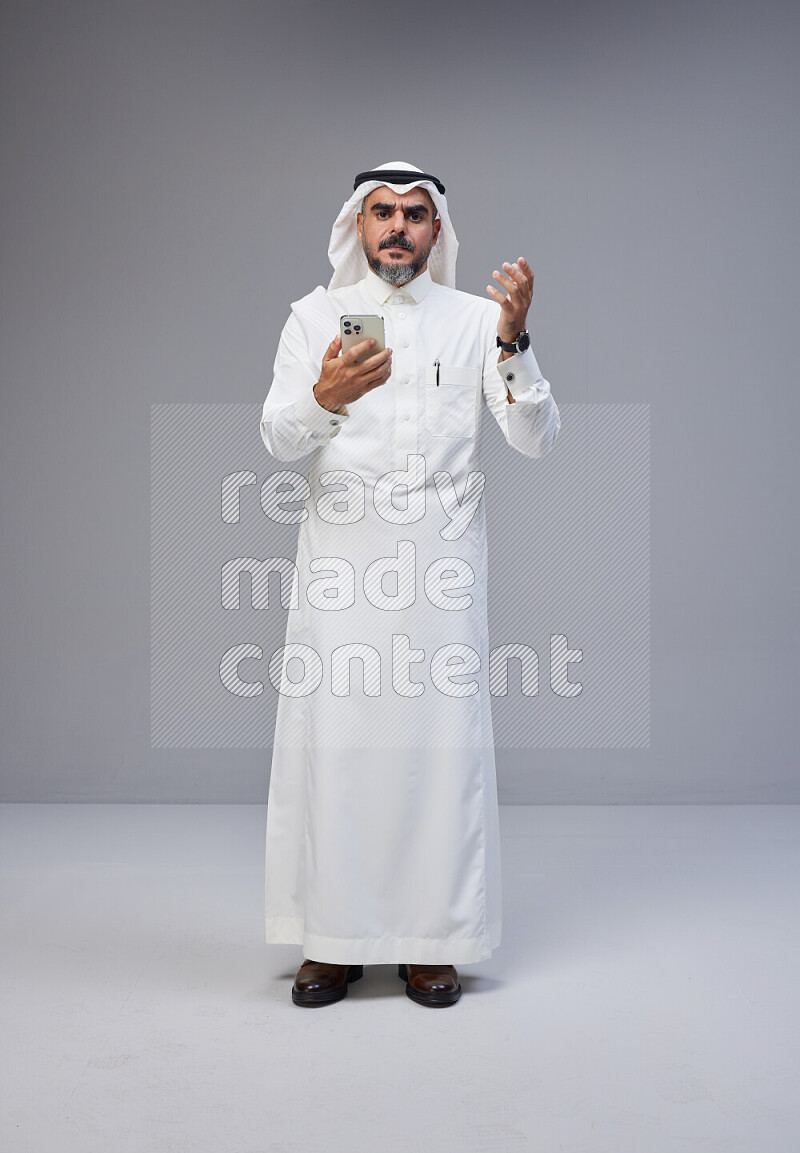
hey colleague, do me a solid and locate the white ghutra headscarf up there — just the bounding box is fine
[327,160,458,291]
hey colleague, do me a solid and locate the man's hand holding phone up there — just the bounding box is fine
[313,330,392,413]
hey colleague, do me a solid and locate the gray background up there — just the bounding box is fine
[1,0,797,801]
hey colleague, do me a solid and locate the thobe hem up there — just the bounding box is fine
[264,916,501,965]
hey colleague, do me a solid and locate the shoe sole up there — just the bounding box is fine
[397,963,462,1006]
[291,964,363,1007]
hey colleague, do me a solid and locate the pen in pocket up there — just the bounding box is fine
[434,358,440,386]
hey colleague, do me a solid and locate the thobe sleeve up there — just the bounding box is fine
[481,318,561,459]
[260,312,351,462]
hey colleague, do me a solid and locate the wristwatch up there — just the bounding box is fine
[496,330,530,354]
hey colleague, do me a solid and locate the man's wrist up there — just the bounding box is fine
[313,381,342,414]
[496,328,530,354]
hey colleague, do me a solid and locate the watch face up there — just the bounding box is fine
[518,331,530,352]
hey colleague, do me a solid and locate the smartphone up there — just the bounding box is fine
[340,314,385,362]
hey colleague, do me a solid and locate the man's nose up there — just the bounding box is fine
[389,210,406,233]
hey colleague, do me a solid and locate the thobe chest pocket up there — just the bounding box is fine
[424,364,479,438]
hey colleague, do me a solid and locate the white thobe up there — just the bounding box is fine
[259,265,560,964]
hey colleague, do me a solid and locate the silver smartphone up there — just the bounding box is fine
[340,314,386,362]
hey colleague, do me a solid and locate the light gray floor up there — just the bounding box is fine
[1,803,798,1152]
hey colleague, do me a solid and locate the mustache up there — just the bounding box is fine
[379,235,414,252]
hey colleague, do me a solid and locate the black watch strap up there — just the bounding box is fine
[496,330,530,354]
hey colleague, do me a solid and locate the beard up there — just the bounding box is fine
[361,231,435,286]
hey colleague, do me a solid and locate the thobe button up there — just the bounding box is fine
[402,375,410,384]
[398,312,406,319]
[401,339,409,348]
[329,419,339,425]
[404,414,411,422]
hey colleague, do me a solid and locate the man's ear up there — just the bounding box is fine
[432,217,442,245]
[356,212,364,242]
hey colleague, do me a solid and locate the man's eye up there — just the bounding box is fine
[376,211,389,218]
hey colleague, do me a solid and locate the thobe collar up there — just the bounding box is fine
[363,265,433,306]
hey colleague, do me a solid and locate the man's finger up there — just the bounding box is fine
[518,257,534,286]
[355,345,392,372]
[362,363,392,389]
[346,337,379,363]
[493,268,514,290]
[501,259,534,292]
[322,335,342,363]
[362,353,392,380]
[496,273,522,303]
[362,347,392,372]
[486,284,509,304]
[503,261,527,288]
[494,270,526,305]
[364,366,391,387]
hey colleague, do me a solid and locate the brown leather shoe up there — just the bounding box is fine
[292,959,364,1007]
[397,963,462,1006]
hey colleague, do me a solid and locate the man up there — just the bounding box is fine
[259,161,560,1008]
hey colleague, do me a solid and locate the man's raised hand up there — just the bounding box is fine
[313,334,393,413]
[486,257,534,342]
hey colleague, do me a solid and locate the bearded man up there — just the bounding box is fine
[259,161,560,1007]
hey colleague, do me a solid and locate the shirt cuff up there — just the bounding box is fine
[294,387,351,438]
[496,347,549,402]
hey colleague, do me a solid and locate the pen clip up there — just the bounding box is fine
[434,358,440,386]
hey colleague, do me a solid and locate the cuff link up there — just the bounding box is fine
[505,372,515,383]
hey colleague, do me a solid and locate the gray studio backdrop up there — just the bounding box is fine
[1,0,797,801]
